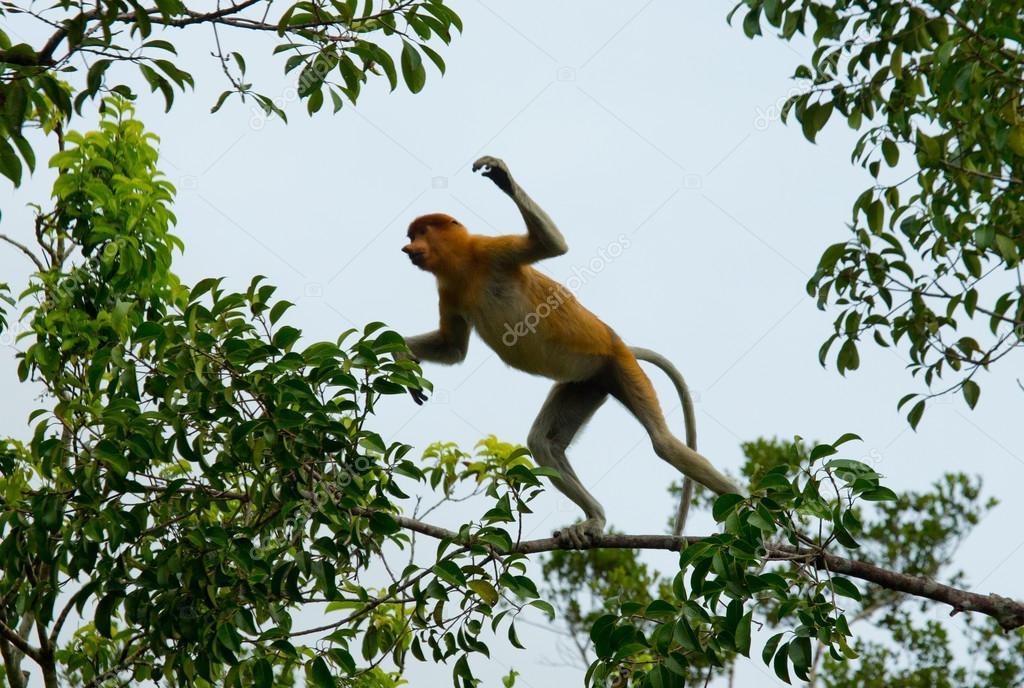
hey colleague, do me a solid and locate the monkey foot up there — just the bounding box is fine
[553,518,606,549]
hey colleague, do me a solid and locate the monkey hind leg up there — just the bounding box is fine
[527,380,609,547]
[610,354,741,496]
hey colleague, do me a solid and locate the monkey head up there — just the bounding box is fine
[403,213,467,275]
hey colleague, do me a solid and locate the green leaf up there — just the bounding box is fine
[907,399,926,429]
[773,640,791,683]
[433,559,467,586]
[529,599,556,620]
[211,90,232,113]
[95,592,120,638]
[253,658,273,688]
[400,41,426,93]
[867,200,884,233]
[371,45,398,90]
[962,380,980,409]
[143,39,177,53]
[861,486,899,502]
[508,622,525,649]
[789,636,812,680]
[468,580,499,606]
[309,656,334,688]
[269,300,294,325]
[712,492,744,522]
[742,9,762,38]
[762,632,784,666]
[837,339,860,374]
[273,326,302,350]
[419,43,446,74]
[831,521,859,548]
[0,136,23,186]
[830,576,862,600]
[453,654,474,683]
[809,443,837,462]
[735,612,753,656]
[368,511,400,535]
[881,139,899,167]
[190,277,222,302]
[832,432,861,447]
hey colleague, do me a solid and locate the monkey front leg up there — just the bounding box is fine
[403,310,470,365]
[399,327,469,405]
[472,156,568,258]
[404,330,467,365]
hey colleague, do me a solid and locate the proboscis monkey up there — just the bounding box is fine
[400,156,741,545]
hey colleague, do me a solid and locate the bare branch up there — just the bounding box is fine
[0,234,45,271]
[0,619,40,662]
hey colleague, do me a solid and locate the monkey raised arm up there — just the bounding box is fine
[472,155,568,264]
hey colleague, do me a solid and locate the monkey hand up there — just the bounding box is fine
[408,387,428,405]
[472,155,514,196]
[553,517,605,549]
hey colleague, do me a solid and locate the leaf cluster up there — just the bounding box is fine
[732,0,1024,424]
[0,0,462,186]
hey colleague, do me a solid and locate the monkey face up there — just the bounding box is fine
[404,214,465,274]
[402,233,431,271]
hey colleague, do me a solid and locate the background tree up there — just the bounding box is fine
[541,441,1024,686]
[732,0,1024,425]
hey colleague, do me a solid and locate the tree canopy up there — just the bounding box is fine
[0,0,461,187]
[734,0,1024,425]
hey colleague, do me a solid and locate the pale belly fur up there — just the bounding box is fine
[467,274,608,382]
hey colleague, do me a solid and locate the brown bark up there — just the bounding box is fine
[352,508,1024,632]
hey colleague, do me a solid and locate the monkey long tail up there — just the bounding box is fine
[630,346,697,537]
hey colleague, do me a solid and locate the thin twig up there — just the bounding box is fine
[0,234,45,271]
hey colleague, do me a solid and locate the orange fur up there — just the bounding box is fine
[402,206,740,544]
[403,214,619,381]
[405,156,740,545]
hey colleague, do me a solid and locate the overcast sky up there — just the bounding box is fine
[2,1,1022,686]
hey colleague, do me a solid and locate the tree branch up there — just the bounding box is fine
[0,619,40,662]
[0,234,46,272]
[353,508,1024,632]
[35,0,265,64]
[0,49,54,67]
[0,637,28,688]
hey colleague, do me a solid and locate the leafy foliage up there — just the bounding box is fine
[576,433,901,686]
[732,0,1024,425]
[542,438,1020,687]
[0,0,461,186]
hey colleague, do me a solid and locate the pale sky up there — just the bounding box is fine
[2,2,1022,686]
